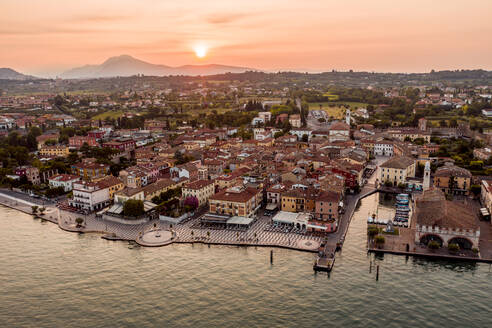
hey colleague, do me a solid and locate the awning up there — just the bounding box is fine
[265,203,278,211]
[227,216,254,226]
[307,223,327,230]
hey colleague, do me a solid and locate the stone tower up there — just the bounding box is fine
[423,161,431,190]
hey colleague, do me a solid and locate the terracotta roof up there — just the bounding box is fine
[184,179,214,190]
[434,164,471,178]
[414,189,478,230]
[209,187,259,203]
[380,156,414,169]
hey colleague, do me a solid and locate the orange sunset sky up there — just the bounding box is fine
[1,0,491,76]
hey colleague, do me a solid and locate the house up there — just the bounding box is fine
[36,133,59,149]
[170,162,199,181]
[328,122,350,142]
[281,188,318,213]
[97,175,124,200]
[258,111,272,122]
[182,179,215,207]
[379,156,416,186]
[414,189,479,250]
[69,136,98,148]
[208,186,262,218]
[39,145,69,158]
[142,178,187,201]
[289,128,312,141]
[102,139,136,152]
[71,158,110,181]
[15,166,40,185]
[114,187,145,204]
[374,141,394,156]
[48,174,80,192]
[289,114,302,128]
[315,190,340,221]
[69,180,111,211]
[434,163,472,195]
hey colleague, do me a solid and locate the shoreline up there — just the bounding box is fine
[0,192,319,254]
[2,190,489,264]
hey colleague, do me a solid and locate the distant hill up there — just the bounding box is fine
[60,55,255,79]
[0,68,37,80]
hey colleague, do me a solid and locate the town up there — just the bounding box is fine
[0,70,492,270]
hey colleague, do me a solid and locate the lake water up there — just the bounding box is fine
[1,194,491,328]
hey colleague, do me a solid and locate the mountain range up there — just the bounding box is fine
[59,55,255,79]
[0,68,37,80]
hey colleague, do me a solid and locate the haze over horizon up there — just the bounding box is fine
[1,0,492,77]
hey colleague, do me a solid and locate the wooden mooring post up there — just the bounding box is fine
[376,265,380,281]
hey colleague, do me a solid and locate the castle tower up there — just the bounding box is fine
[423,161,431,190]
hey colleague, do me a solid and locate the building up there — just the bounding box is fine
[289,114,302,128]
[141,178,187,201]
[481,180,492,216]
[114,187,145,204]
[328,122,350,142]
[473,147,492,161]
[315,191,340,221]
[423,161,431,191]
[69,180,110,211]
[418,118,427,131]
[414,189,479,250]
[69,136,98,148]
[209,186,262,218]
[258,111,272,122]
[374,141,394,156]
[39,145,69,158]
[102,139,136,152]
[388,128,431,143]
[379,156,416,186]
[281,188,318,213]
[71,158,110,181]
[182,179,215,207]
[15,166,40,185]
[97,175,124,200]
[433,163,472,195]
[48,174,80,192]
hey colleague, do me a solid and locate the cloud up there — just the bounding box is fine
[206,12,249,25]
[69,14,132,23]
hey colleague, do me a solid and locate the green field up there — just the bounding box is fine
[308,101,368,119]
[92,110,127,120]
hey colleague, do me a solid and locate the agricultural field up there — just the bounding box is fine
[92,110,130,120]
[308,101,368,119]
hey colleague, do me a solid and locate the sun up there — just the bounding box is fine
[193,44,208,58]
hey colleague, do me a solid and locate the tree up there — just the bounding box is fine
[428,241,440,250]
[470,184,481,197]
[374,235,385,248]
[31,205,38,214]
[448,243,459,253]
[367,226,379,238]
[184,196,199,210]
[39,207,46,215]
[301,134,309,143]
[75,217,84,228]
[123,199,145,217]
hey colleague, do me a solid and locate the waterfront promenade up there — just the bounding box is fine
[0,189,323,253]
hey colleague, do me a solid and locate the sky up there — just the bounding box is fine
[1,0,491,77]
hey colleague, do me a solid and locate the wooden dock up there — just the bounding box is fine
[313,256,335,272]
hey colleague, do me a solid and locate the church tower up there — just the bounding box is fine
[345,109,351,126]
[423,161,431,190]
